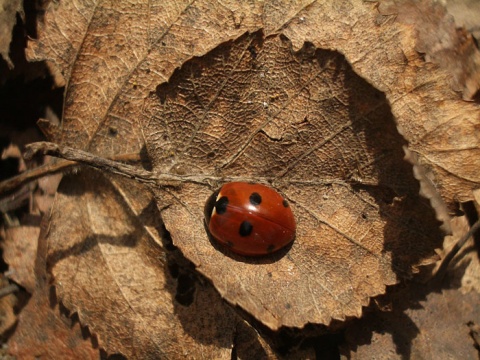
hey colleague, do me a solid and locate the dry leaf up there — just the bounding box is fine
[8,283,99,359]
[33,170,62,213]
[26,0,312,149]
[23,0,478,356]
[379,0,480,100]
[282,1,480,210]
[46,170,246,358]
[342,210,480,359]
[2,226,39,293]
[6,218,99,359]
[439,214,480,293]
[144,30,442,329]
[446,0,480,40]
[0,276,17,338]
[0,0,23,69]
[342,282,480,359]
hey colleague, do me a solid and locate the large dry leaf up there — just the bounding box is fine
[25,0,479,355]
[46,170,280,358]
[26,1,321,356]
[27,0,312,150]
[144,30,442,329]
[374,0,480,209]
[281,1,480,209]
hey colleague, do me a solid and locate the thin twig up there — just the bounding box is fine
[432,218,480,283]
[24,142,159,183]
[0,283,19,299]
[0,159,76,195]
[23,142,264,186]
[0,183,31,213]
[22,141,357,188]
[0,149,141,197]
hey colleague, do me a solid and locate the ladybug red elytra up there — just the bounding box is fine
[204,182,296,256]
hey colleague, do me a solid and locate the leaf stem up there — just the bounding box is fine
[22,142,262,187]
[24,142,159,184]
[22,141,358,189]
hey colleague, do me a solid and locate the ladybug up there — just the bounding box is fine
[204,182,296,256]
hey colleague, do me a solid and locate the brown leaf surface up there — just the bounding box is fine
[8,284,99,359]
[373,0,480,211]
[342,212,480,359]
[0,276,17,338]
[2,226,39,293]
[0,0,23,69]
[25,0,477,355]
[343,274,480,359]
[25,1,326,356]
[6,220,99,360]
[379,0,480,101]
[26,0,313,150]
[282,1,480,210]
[144,31,442,329]
[446,0,480,40]
[45,170,245,358]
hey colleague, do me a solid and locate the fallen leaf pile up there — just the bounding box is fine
[0,0,479,358]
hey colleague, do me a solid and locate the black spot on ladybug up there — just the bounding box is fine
[215,196,229,214]
[239,221,253,237]
[282,199,289,207]
[266,244,276,253]
[250,192,262,206]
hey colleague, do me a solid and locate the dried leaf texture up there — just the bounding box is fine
[46,170,249,358]
[28,1,322,356]
[27,0,471,353]
[379,0,480,101]
[343,283,480,359]
[2,226,39,293]
[375,0,480,209]
[144,31,442,329]
[8,282,99,359]
[281,1,480,209]
[0,0,23,69]
[26,0,313,151]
